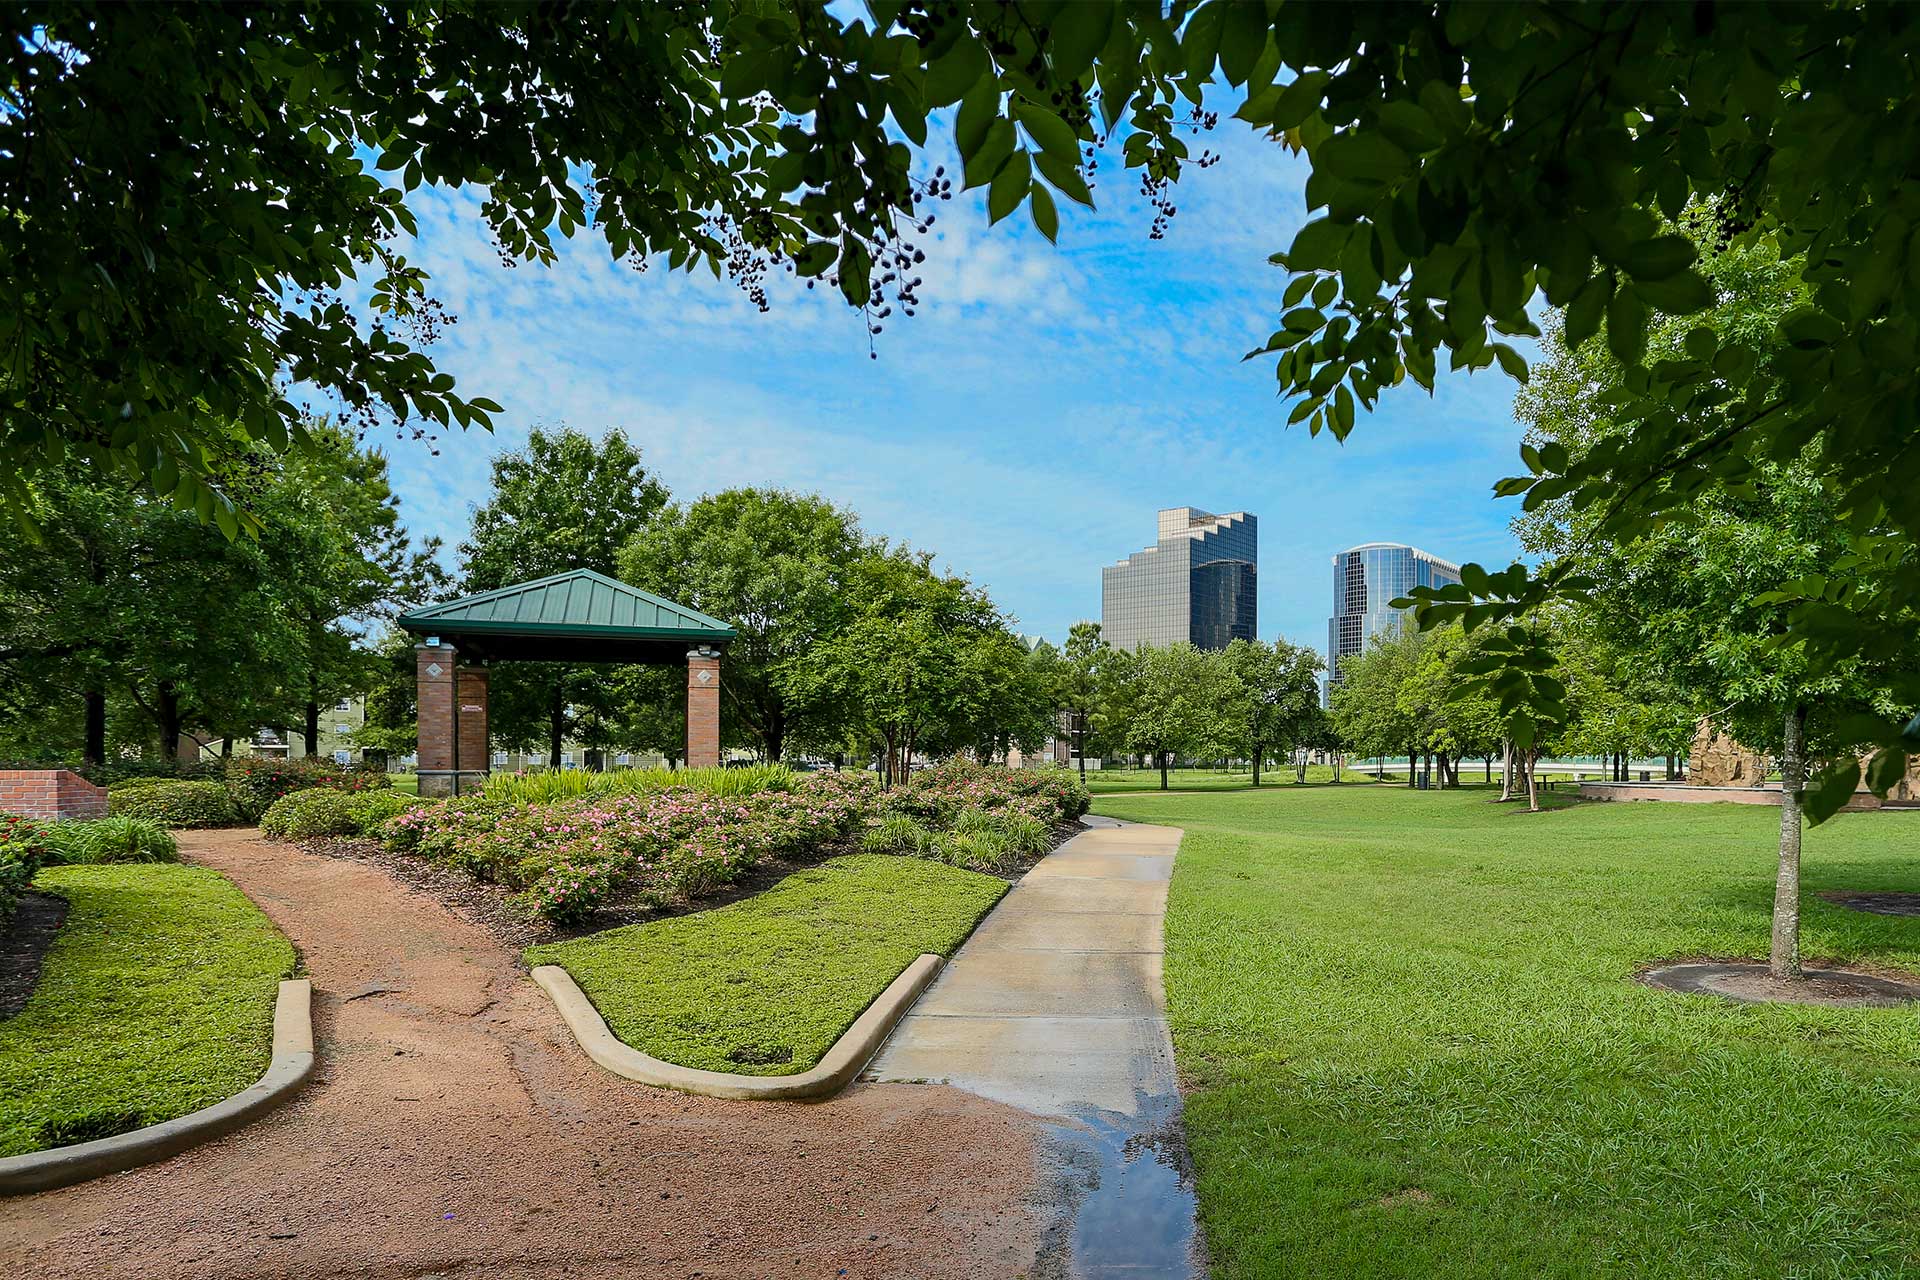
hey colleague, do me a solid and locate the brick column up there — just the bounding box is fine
[686,646,722,769]
[455,664,490,793]
[416,643,458,798]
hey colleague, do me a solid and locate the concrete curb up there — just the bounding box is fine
[0,978,315,1196]
[532,955,942,1101]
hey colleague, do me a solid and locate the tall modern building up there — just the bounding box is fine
[1326,542,1462,699]
[1102,508,1257,651]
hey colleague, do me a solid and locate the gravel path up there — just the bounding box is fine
[0,829,1040,1279]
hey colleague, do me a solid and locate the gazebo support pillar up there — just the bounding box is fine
[417,641,490,797]
[686,646,722,769]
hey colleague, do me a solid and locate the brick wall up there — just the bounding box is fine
[0,770,108,820]
[686,649,722,768]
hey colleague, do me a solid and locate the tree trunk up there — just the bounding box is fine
[221,737,234,759]
[1251,743,1262,787]
[83,686,107,767]
[1526,749,1540,812]
[1332,753,1342,783]
[1483,755,1492,783]
[1406,746,1417,788]
[304,700,321,759]
[548,684,565,769]
[1077,710,1087,782]
[155,681,185,761]
[1770,703,1808,980]
[1666,753,1678,781]
[1158,751,1169,790]
[1499,739,1514,802]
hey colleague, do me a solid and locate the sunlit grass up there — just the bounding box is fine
[1094,786,1920,1279]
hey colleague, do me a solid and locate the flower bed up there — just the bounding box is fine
[356,762,1086,927]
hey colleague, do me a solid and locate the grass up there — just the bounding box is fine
[0,864,295,1156]
[1091,785,1920,1280]
[389,772,418,796]
[525,854,1006,1075]
[1082,764,1380,794]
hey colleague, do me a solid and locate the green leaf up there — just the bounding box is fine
[988,151,1031,224]
[1317,131,1409,184]
[1048,2,1113,80]
[1034,150,1094,207]
[1606,284,1647,365]
[1865,747,1908,796]
[955,80,999,161]
[1015,103,1081,165]
[1803,758,1862,825]
[1218,0,1271,86]
[924,38,989,108]
[1284,218,1351,271]
[1030,183,1059,243]
[963,118,1017,189]
[1617,235,1697,281]
[1635,271,1715,315]
[1373,101,1444,153]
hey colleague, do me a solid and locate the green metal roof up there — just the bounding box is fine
[397,570,733,662]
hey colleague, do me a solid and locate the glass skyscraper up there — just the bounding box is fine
[1326,542,1461,699]
[1102,508,1257,651]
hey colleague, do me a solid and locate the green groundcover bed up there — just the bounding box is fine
[1081,765,1377,794]
[1092,784,1920,1280]
[525,853,1006,1076]
[0,865,295,1157]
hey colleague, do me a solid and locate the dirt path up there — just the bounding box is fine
[0,830,1040,1280]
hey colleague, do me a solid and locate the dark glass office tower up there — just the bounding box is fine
[1102,508,1257,651]
[1325,542,1462,700]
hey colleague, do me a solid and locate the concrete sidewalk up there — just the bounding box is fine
[865,817,1199,1278]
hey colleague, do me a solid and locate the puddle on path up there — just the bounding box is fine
[1034,1090,1200,1279]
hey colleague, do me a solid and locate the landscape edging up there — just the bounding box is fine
[533,954,942,1100]
[0,978,314,1195]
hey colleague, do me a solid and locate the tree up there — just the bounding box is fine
[1105,644,1238,791]
[0,433,432,764]
[23,4,1920,799]
[1221,638,1322,786]
[1328,630,1426,787]
[1508,230,1916,974]
[792,550,1040,785]
[458,427,668,768]
[618,489,865,763]
[1060,622,1112,780]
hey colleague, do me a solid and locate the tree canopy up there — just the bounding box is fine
[12,2,1920,785]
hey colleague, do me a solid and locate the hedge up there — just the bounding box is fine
[106,780,239,829]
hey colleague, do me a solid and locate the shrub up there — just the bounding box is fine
[261,788,416,841]
[0,814,49,921]
[107,780,239,828]
[381,770,879,922]
[225,756,389,821]
[481,762,793,806]
[40,816,179,865]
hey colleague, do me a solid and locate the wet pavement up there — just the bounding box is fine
[866,817,1201,1278]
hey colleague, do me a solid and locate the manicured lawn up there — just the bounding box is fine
[1083,765,1379,794]
[1092,786,1920,1280]
[525,854,1006,1075]
[388,772,419,796]
[0,864,295,1156]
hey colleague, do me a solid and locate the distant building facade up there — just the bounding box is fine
[1326,542,1461,700]
[1102,508,1257,651]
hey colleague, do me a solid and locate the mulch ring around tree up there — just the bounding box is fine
[0,889,70,1019]
[1637,959,1920,1008]
[1820,890,1920,918]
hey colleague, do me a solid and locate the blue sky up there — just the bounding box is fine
[360,116,1528,653]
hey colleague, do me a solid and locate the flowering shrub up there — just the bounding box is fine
[107,780,239,828]
[365,764,1069,925]
[0,813,48,921]
[261,788,416,841]
[225,757,389,821]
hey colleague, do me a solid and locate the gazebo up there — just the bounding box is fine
[396,569,735,796]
